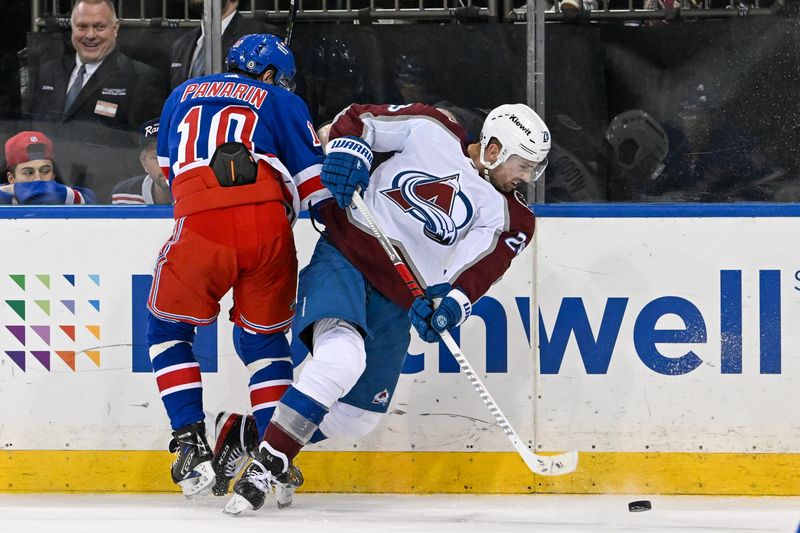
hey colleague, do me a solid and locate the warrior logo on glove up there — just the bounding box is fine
[321,135,373,208]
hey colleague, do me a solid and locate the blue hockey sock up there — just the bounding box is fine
[147,314,203,431]
[233,325,293,438]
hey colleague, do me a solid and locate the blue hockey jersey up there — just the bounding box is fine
[157,72,326,218]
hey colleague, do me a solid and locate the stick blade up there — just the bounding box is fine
[523,450,579,476]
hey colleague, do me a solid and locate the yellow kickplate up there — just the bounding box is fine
[1,450,798,495]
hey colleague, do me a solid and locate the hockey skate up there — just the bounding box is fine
[223,441,304,515]
[211,412,258,496]
[168,421,216,497]
[275,462,304,509]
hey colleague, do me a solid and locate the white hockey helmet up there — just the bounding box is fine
[479,103,551,181]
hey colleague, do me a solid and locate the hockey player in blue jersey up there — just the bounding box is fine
[147,34,327,501]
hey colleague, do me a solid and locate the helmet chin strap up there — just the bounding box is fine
[478,143,503,182]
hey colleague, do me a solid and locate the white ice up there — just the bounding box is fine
[0,493,798,533]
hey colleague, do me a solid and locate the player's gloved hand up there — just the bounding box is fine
[409,297,438,343]
[408,283,472,343]
[321,136,373,208]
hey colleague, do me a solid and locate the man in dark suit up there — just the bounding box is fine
[29,0,167,203]
[169,0,282,89]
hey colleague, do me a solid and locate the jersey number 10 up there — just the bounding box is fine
[176,105,258,169]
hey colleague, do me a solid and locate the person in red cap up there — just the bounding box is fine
[1,131,96,205]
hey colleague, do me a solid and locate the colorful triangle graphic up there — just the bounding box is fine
[36,274,50,289]
[61,300,75,315]
[5,351,25,371]
[31,350,50,370]
[6,325,25,345]
[89,275,100,287]
[10,275,25,291]
[59,325,76,341]
[34,300,51,316]
[56,351,76,371]
[31,325,50,345]
[6,300,25,320]
[89,300,100,312]
[63,274,75,286]
[85,350,101,367]
[86,325,100,340]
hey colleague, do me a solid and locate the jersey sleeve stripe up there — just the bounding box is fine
[298,175,324,200]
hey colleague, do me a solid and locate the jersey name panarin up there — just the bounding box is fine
[179,81,268,109]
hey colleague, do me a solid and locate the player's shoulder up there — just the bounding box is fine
[503,189,536,228]
[402,104,469,145]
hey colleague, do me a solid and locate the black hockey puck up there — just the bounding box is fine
[628,500,652,512]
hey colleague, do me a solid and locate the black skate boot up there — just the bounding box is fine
[211,412,258,496]
[168,421,215,497]
[223,441,303,514]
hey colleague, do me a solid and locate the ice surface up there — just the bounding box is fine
[0,493,797,533]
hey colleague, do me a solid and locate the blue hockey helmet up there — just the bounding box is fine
[226,34,296,92]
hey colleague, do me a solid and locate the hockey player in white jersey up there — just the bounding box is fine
[224,102,550,514]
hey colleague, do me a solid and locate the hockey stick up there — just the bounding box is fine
[284,0,300,47]
[349,190,578,476]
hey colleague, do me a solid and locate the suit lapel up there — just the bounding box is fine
[222,12,242,54]
[183,28,201,74]
[54,56,75,112]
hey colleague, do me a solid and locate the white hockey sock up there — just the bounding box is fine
[294,318,366,408]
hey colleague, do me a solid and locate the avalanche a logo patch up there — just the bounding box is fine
[380,170,473,246]
[372,389,390,405]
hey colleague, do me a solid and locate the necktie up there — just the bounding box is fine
[64,63,86,112]
[190,41,205,78]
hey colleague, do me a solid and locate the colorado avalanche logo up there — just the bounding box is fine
[380,171,473,246]
[372,389,390,405]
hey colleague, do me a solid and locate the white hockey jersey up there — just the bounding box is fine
[318,103,536,310]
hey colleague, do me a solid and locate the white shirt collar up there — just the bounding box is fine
[74,53,106,77]
[199,10,236,38]
[68,53,107,91]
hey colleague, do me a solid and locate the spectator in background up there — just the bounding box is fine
[300,37,374,124]
[169,0,282,89]
[111,118,172,205]
[394,54,430,104]
[29,0,166,203]
[605,109,669,201]
[1,131,96,205]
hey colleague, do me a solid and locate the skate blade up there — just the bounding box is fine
[275,487,295,509]
[179,461,216,498]
[276,498,293,509]
[223,494,254,515]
